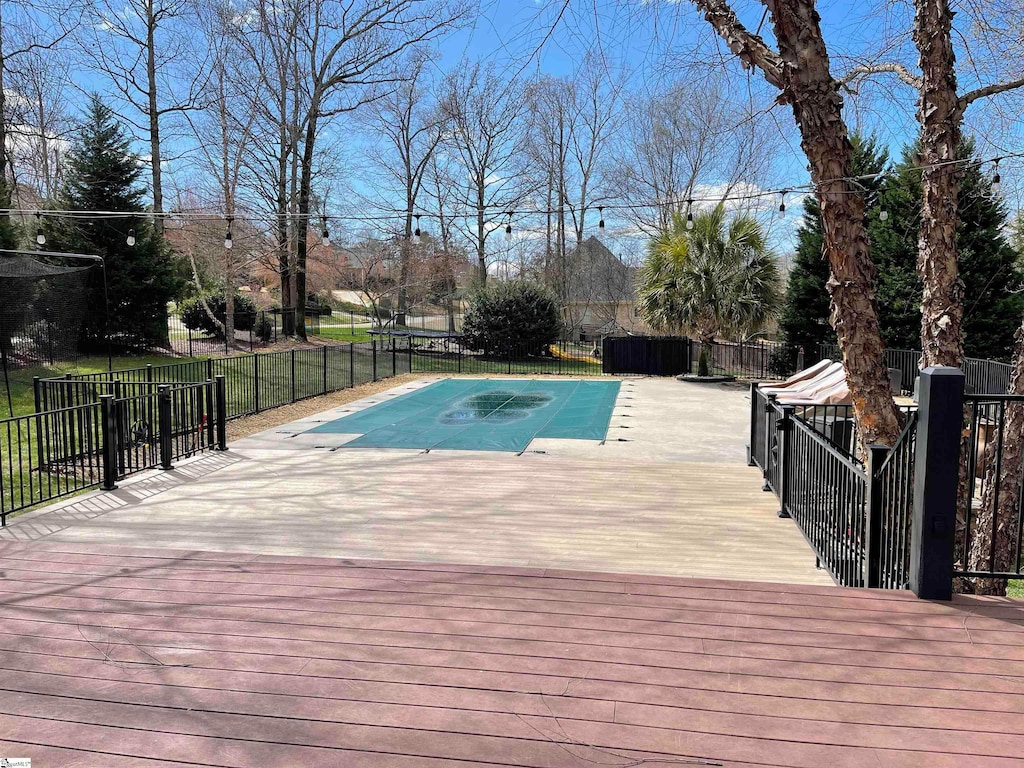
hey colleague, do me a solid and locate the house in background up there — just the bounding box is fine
[561,236,651,338]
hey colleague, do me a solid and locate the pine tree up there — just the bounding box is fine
[48,95,183,351]
[874,141,1023,360]
[779,134,889,359]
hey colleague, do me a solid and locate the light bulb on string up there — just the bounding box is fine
[879,208,888,222]
[126,228,136,246]
[992,158,1002,194]
[224,216,233,250]
[321,217,330,246]
[505,211,513,241]
[685,200,694,230]
[35,212,45,246]
[598,206,605,231]
[779,191,787,214]
[413,214,421,244]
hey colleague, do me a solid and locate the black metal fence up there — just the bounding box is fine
[749,383,920,588]
[955,394,1024,580]
[2,379,226,524]
[171,308,323,357]
[692,339,796,379]
[819,343,1012,395]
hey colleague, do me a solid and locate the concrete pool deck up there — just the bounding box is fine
[0,377,832,586]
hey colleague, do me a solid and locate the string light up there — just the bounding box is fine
[505,211,513,241]
[992,158,1002,194]
[778,191,787,214]
[878,206,888,222]
[413,214,421,244]
[598,206,605,230]
[224,216,233,250]
[1,148,1021,228]
[35,212,45,246]
[126,228,136,246]
[685,199,694,230]
[321,217,330,246]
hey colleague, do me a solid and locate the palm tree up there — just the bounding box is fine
[637,204,782,347]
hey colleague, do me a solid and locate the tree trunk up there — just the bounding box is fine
[914,0,963,369]
[695,0,902,446]
[295,113,320,341]
[146,2,164,237]
[476,193,486,285]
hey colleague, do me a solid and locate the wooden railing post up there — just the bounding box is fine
[910,366,965,600]
[777,404,795,518]
[864,444,890,588]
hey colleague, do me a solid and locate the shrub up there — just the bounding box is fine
[179,292,258,337]
[461,280,561,358]
[697,347,710,377]
[253,313,274,343]
[768,343,799,378]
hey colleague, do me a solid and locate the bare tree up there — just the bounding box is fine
[7,45,71,201]
[79,0,208,235]
[282,0,469,339]
[363,52,443,326]
[0,0,76,238]
[612,71,775,235]
[187,0,257,347]
[686,0,902,446]
[441,61,532,285]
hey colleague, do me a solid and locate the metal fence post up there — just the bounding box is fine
[864,444,890,588]
[747,382,759,467]
[253,354,261,413]
[146,364,153,383]
[777,404,795,518]
[372,340,378,381]
[99,394,118,491]
[349,343,355,387]
[206,358,213,381]
[322,346,329,394]
[158,385,173,470]
[392,338,397,377]
[909,366,965,600]
[205,378,216,449]
[408,336,413,373]
[215,375,228,451]
[290,348,297,403]
[763,394,777,489]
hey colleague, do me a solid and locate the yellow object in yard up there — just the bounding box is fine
[549,343,601,366]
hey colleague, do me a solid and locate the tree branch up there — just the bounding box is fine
[960,77,1024,108]
[838,62,922,90]
[690,0,784,89]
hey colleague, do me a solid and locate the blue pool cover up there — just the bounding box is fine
[307,378,621,451]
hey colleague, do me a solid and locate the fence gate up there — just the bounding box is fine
[602,336,691,376]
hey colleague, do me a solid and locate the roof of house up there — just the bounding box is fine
[566,236,637,303]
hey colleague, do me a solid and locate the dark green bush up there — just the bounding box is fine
[461,280,561,358]
[253,313,274,343]
[179,292,258,337]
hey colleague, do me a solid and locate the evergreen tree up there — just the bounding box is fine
[48,95,182,351]
[874,141,1023,360]
[781,135,1023,362]
[779,134,889,359]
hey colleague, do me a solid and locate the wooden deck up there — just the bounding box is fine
[1,542,1023,767]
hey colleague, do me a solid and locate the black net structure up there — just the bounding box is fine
[0,253,94,371]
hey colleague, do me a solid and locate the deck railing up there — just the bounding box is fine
[955,394,1024,580]
[750,386,920,588]
[3,378,226,523]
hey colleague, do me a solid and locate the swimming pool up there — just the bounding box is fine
[307,378,621,451]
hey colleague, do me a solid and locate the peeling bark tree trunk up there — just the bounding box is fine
[694,0,901,446]
[969,323,1024,594]
[914,0,963,369]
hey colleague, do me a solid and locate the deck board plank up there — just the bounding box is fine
[1,542,1023,767]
